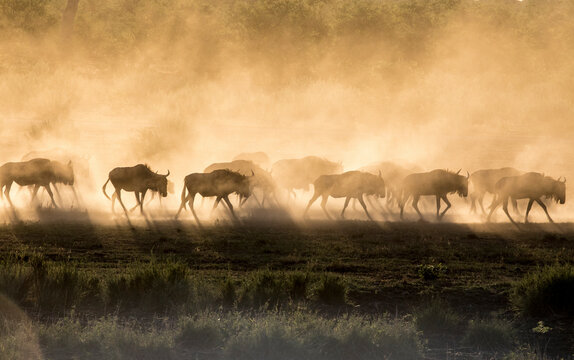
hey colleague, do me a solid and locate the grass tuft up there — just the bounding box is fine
[511,264,574,317]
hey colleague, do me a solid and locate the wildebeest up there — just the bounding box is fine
[0,158,74,208]
[232,151,270,169]
[272,156,343,199]
[303,171,386,220]
[359,161,422,209]
[102,164,169,215]
[487,172,566,224]
[204,160,276,206]
[399,169,469,221]
[175,169,251,222]
[469,167,523,215]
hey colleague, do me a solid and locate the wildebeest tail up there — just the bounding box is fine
[180,183,187,210]
[102,178,111,200]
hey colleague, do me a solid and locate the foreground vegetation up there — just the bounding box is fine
[0,220,573,359]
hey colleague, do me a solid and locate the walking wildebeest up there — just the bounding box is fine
[359,161,423,209]
[399,169,469,221]
[303,171,385,220]
[175,169,251,222]
[0,158,74,208]
[102,164,169,215]
[232,151,271,169]
[272,156,343,199]
[469,167,523,215]
[204,160,276,207]
[487,172,566,224]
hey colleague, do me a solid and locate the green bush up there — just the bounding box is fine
[0,256,33,305]
[316,273,347,306]
[462,318,515,352]
[176,315,224,351]
[105,260,191,313]
[239,269,288,308]
[414,299,461,334]
[31,256,100,312]
[511,264,574,317]
[417,262,448,281]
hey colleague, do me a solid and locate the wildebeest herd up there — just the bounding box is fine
[0,153,567,225]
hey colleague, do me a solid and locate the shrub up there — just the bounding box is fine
[0,255,33,305]
[511,264,574,317]
[32,258,99,312]
[316,273,347,306]
[220,276,237,307]
[239,269,288,308]
[414,299,461,334]
[462,318,515,352]
[105,260,191,313]
[176,315,224,351]
[417,263,448,281]
[288,271,309,301]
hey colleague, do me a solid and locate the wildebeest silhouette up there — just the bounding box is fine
[102,164,169,216]
[232,151,270,169]
[469,167,523,215]
[204,160,276,207]
[399,169,469,221]
[487,172,565,224]
[175,169,251,222]
[303,171,385,220]
[0,158,74,208]
[272,156,343,199]
[359,161,422,209]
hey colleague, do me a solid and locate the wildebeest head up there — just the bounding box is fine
[148,170,170,197]
[551,177,566,204]
[54,160,75,186]
[454,171,469,197]
[373,171,386,198]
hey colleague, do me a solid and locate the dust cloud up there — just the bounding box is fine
[1,0,573,222]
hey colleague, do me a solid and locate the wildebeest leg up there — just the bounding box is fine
[469,193,477,214]
[399,194,409,220]
[139,190,148,214]
[320,195,332,220]
[411,195,424,221]
[115,190,130,217]
[435,195,441,219]
[357,195,372,220]
[511,198,519,216]
[3,183,14,207]
[43,184,58,208]
[535,199,554,223]
[438,195,451,221]
[501,197,517,225]
[303,192,321,219]
[175,194,191,219]
[340,197,351,219]
[211,196,223,214]
[129,192,141,213]
[486,196,500,222]
[188,194,201,223]
[524,199,535,223]
[31,185,41,205]
[223,195,238,220]
[52,184,63,207]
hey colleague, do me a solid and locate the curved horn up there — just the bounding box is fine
[251,170,255,176]
[165,170,170,177]
[466,171,470,179]
[456,168,461,175]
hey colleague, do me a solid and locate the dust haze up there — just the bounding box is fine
[1,0,573,222]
